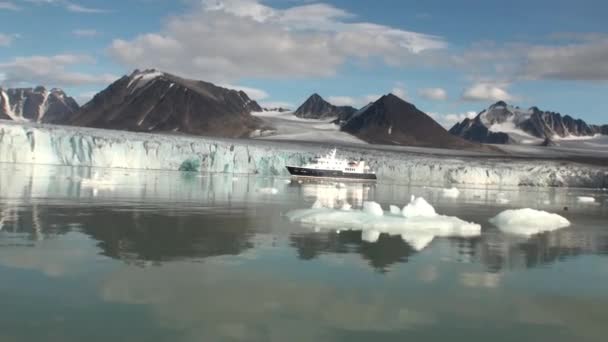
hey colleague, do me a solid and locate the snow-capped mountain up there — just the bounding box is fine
[0,86,79,123]
[449,101,605,144]
[294,93,357,122]
[341,93,485,150]
[69,69,267,138]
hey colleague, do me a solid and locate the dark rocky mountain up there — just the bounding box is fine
[69,69,266,138]
[450,101,604,144]
[341,93,485,150]
[591,124,608,135]
[294,93,357,121]
[0,86,79,123]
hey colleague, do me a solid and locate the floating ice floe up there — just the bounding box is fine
[441,187,460,198]
[286,196,481,250]
[577,196,596,203]
[489,208,570,236]
[257,187,279,195]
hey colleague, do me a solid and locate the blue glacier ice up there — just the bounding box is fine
[1,120,607,188]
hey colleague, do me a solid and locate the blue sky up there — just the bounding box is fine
[1,0,607,126]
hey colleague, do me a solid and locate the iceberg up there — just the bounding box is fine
[1,120,607,188]
[286,196,481,250]
[489,208,571,236]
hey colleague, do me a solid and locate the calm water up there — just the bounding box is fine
[1,163,607,342]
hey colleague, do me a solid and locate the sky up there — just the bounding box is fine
[0,0,607,127]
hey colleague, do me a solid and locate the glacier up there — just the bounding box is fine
[0,120,607,188]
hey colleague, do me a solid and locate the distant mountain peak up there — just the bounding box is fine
[69,71,265,138]
[294,93,356,121]
[341,93,482,150]
[450,102,603,144]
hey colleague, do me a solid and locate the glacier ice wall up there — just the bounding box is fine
[1,120,607,188]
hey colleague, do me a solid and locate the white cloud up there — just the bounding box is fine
[64,2,107,13]
[22,0,107,13]
[72,29,99,37]
[108,0,446,83]
[461,82,515,102]
[0,1,19,10]
[418,87,447,101]
[327,94,381,108]
[326,96,356,107]
[0,54,117,87]
[0,33,14,46]
[220,84,268,100]
[522,38,608,81]
[428,111,477,128]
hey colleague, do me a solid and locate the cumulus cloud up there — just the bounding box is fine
[0,1,19,10]
[418,87,447,101]
[108,0,447,83]
[461,82,515,102]
[0,54,117,87]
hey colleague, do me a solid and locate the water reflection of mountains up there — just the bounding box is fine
[1,164,607,272]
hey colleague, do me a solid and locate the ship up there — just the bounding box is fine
[286,149,377,181]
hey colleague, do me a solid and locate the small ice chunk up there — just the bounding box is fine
[284,180,292,184]
[402,196,436,218]
[496,198,510,204]
[441,187,460,198]
[363,201,384,216]
[362,230,381,243]
[389,205,401,215]
[489,208,570,236]
[232,177,239,181]
[258,187,278,195]
[336,183,346,189]
[341,202,352,211]
[577,196,595,203]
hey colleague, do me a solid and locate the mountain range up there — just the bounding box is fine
[1,69,605,149]
[0,86,79,124]
[450,101,607,144]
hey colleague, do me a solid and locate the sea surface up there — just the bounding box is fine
[1,163,607,342]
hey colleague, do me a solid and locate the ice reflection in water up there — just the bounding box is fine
[0,163,607,341]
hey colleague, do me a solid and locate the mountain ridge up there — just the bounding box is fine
[0,86,79,123]
[69,69,266,138]
[450,101,605,144]
[294,93,357,122]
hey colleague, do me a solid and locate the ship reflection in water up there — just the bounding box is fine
[1,163,607,341]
